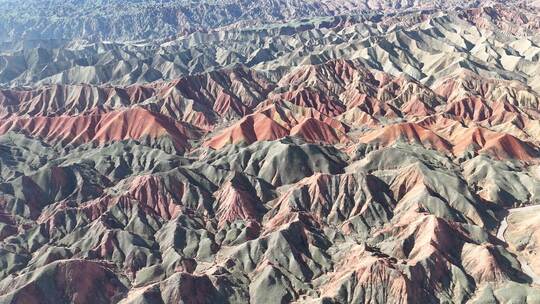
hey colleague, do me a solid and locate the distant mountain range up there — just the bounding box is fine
[1,4,539,91]
[0,0,529,45]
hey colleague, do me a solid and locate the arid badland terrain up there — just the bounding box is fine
[1,0,540,303]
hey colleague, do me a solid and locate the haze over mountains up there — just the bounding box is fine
[0,0,540,303]
[0,0,523,45]
[0,1,540,91]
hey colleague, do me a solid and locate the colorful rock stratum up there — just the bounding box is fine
[1,0,540,303]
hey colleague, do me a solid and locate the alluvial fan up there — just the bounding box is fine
[1,1,540,303]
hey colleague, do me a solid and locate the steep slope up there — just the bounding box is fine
[0,107,200,152]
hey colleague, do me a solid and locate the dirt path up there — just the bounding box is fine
[497,205,540,285]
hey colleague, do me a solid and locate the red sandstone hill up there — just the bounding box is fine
[0,107,200,151]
